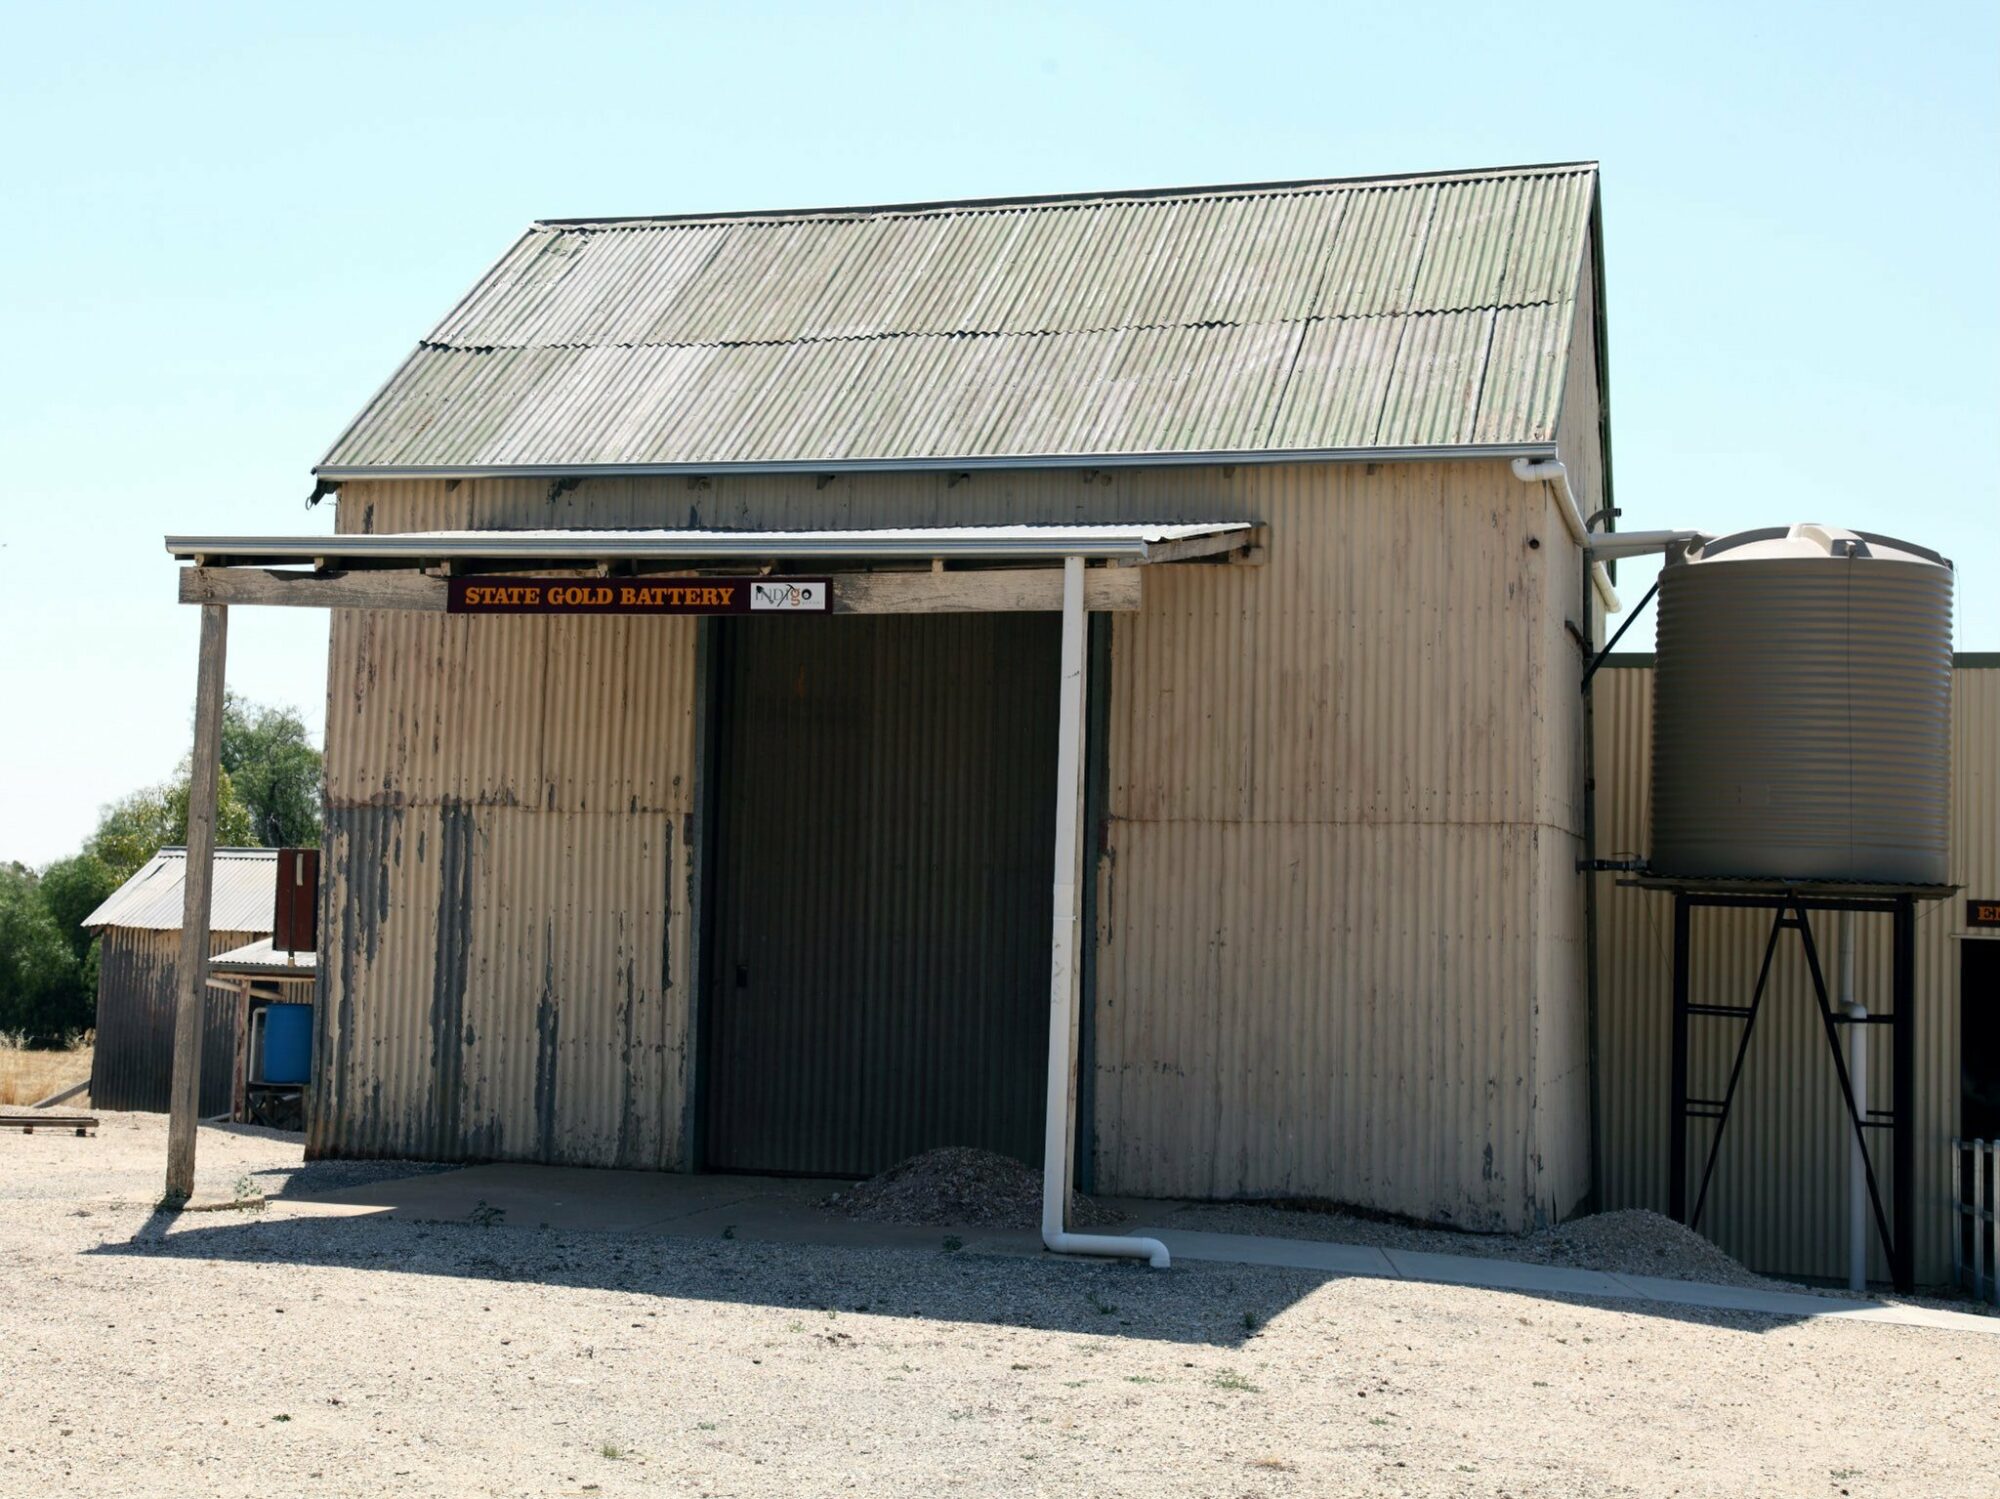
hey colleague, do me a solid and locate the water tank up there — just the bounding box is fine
[262,1002,314,1085]
[1649,524,1952,885]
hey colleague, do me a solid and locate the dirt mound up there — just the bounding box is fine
[1533,1209,1773,1288]
[824,1146,1124,1230]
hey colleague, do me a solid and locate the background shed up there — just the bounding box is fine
[82,848,277,1115]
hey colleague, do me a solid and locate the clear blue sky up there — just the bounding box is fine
[2,0,1994,867]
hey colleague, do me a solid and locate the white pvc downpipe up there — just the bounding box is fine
[1042,555,1171,1269]
[1510,456,1620,611]
[1842,912,1868,1292]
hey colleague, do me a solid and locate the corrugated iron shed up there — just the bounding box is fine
[319,163,1598,475]
[83,847,279,934]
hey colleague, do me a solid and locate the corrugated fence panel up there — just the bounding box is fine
[90,928,261,1115]
[1595,662,1997,1284]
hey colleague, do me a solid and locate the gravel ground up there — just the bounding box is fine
[4,1113,1996,1498]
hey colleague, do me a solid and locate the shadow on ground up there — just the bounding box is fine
[84,1159,1852,1343]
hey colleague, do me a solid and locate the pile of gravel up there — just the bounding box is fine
[1166,1200,1785,1289]
[1526,1209,1772,1287]
[823,1146,1124,1230]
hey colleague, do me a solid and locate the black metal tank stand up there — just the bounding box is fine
[1659,884,1919,1292]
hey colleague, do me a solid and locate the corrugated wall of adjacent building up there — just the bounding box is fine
[1594,661,1998,1284]
[91,927,263,1115]
[320,454,1595,1227]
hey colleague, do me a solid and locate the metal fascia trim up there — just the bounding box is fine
[165,534,1193,563]
[312,442,1558,482]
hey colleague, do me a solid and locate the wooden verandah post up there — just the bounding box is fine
[164,602,228,1203]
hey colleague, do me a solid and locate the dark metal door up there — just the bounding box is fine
[701,611,1059,1176]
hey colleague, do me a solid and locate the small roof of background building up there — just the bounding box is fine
[82,847,279,933]
[318,162,1601,477]
[207,937,316,979]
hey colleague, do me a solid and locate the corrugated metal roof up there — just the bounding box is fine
[319,163,1598,475]
[207,937,317,978]
[82,848,279,933]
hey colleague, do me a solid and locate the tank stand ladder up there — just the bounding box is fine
[1668,889,1916,1292]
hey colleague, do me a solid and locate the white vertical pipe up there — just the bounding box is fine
[1841,911,1867,1293]
[1041,556,1168,1269]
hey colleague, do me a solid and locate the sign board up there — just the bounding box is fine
[1970,899,2000,930]
[446,576,830,615]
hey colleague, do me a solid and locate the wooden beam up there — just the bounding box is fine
[828,567,1141,614]
[179,565,1144,614]
[166,602,227,1203]
[1141,526,1263,564]
[181,567,448,611]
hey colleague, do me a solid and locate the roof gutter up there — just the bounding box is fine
[313,442,1560,484]
[1511,457,1621,611]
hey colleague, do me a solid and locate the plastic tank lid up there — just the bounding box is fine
[1680,523,1951,569]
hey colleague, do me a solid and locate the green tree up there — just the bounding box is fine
[220,694,323,849]
[87,771,257,883]
[0,866,90,1045]
[37,853,118,964]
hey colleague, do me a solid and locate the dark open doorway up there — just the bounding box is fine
[697,612,1062,1177]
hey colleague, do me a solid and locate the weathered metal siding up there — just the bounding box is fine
[323,461,1589,1226]
[314,595,695,1166]
[1594,661,1998,1283]
[1094,459,1584,1226]
[90,927,261,1115]
[1530,258,1604,1220]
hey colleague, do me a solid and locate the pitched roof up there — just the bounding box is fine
[318,162,1599,477]
[82,847,278,933]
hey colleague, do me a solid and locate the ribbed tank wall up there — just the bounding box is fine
[1651,553,1953,883]
[1597,662,1996,1284]
[91,928,260,1115]
[321,464,1587,1224]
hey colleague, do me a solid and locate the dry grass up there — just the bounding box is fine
[0,1037,92,1107]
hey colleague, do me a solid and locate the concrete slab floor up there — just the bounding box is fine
[286,1163,2000,1336]
[292,1162,1047,1256]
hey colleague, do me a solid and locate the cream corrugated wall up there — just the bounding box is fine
[317,460,1592,1226]
[1595,662,1997,1284]
[315,517,696,1164]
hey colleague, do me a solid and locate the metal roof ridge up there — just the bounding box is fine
[531,161,1601,229]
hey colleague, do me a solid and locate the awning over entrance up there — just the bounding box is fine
[157,523,1243,1265]
[167,522,1256,567]
[166,522,1263,615]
